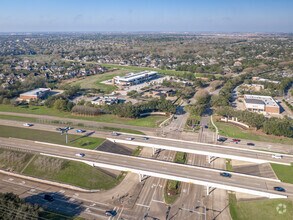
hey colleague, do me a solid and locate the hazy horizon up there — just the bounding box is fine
[0,0,292,33]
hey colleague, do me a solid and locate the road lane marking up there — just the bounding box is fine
[136,203,150,208]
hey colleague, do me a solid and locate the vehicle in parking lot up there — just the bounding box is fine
[272,154,283,159]
[126,137,134,141]
[76,129,86,133]
[44,194,54,202]
[247,143,255,146]
[220,172,232,178]
[105,210,117,217]
[274,186,285,192]
[75,153,85,157]
[23,123,34,127]
[217,137,227,142]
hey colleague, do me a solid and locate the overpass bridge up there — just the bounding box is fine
[0,138,291,199]
[107,133,293,165]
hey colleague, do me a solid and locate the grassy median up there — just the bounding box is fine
[0,125,104,150]
[271,163,293,184]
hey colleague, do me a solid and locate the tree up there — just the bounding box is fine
[53,99,67,111]
[0,192,41,219]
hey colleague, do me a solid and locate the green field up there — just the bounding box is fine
[215,122,293,145]
[69,69,128,93]
[0,125,104,150]
[0,104,166,128]
[164,180,181,204]
[23,155,122,190]
[229,194,293,220]
[271,164,293,184]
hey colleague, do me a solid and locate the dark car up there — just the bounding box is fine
[105,210,117,217]
[217,137,227,142]
[44,194,54,202]
[247,143,255,146]
[274,187,286,192]
[220,172,232,178]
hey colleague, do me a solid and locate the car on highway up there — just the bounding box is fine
[143,137,149,140]
[232,139,241,143]
[75,153,85,157]
[247,143,255,146]
[220,172,232,178]
[272,154,283,159]
[56,127,63,131]
[76,129,86,133]
[43,194,54,202]
[105,210,117,217]
[217,137,227,142]
[23,123,34,127]
[111,131,119,136]
[273,186,286,192]
[126,137,134,141]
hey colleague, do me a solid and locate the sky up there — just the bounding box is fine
[0,0,292,33]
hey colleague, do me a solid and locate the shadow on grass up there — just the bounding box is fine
[70,131,95,143]
[25,192,85,219]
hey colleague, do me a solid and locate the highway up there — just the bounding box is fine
[0,138,292,199]
[107,133,293,165]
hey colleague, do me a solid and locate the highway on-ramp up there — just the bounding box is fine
[0,138,292,199]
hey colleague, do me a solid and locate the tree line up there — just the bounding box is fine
[216,106,293,138]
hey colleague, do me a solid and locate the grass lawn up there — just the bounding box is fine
[174,152,187,164]
[23,155,122,190]
[0,104,166,128]
[69,69,128,93]
[0,125,104,150]
[229,194,293,220]
[215,122,293,145]
[271,163,293,184]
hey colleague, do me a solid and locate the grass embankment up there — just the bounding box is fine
[229,194,293,220]
[23,155,122,190]
[0,104,166,128]
[132,147,142,156]
[164,152,187,204]
[0,125,104,150]
[215,121,293,145]
[0,149,121,190]
[271,163,293,184]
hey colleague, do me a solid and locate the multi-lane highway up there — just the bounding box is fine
[0,138,292,199]
[107,133,293,165]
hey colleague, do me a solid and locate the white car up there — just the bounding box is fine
[75,153,85,157]
[23,123,34,127]
[272,154,283,159]
[126,137,134,141]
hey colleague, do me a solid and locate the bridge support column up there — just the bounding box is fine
[206,186,210,196]
[152,147,156,155]
[138,173,145,182]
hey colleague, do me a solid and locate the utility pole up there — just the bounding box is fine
[60,128,69,144]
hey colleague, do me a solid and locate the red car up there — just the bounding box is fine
[232,139,241,142]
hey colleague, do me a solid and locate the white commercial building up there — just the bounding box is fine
[243,94,280,114]
[113,71,158,86]
[91,96,118,105]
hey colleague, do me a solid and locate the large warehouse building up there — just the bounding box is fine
[19,88,51,101]
[113,71,158,86]
[243,94,280,114]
